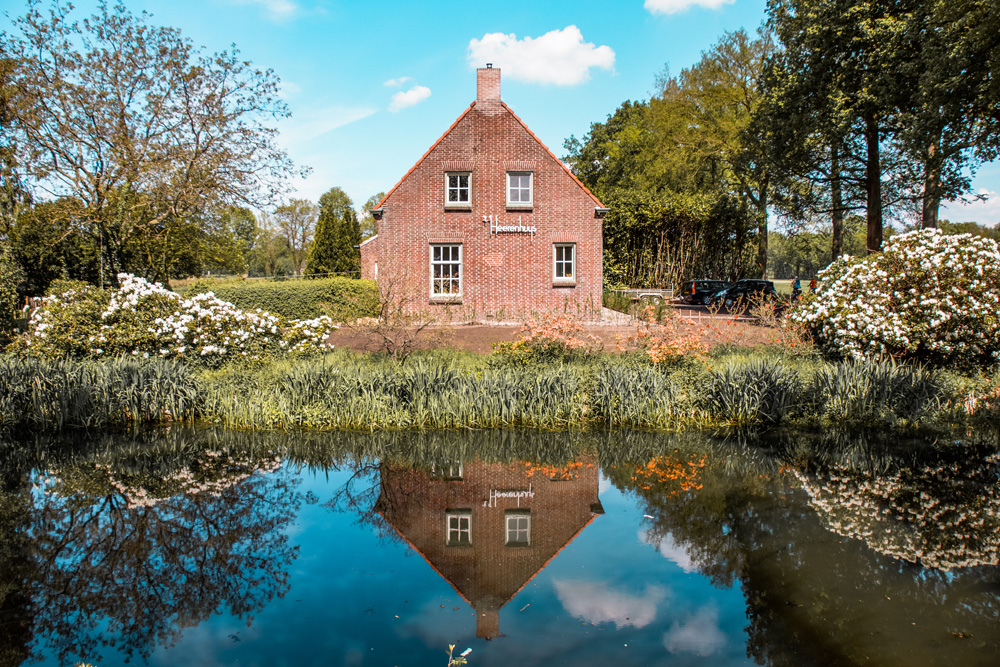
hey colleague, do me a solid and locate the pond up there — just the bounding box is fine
[1,428,998,666]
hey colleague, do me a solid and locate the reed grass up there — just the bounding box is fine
[0,355,199,432]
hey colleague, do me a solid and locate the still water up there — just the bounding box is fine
[1,428,998,666]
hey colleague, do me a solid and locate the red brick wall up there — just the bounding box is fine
[361,69,604,319]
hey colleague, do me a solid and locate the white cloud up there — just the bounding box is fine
[277,104,378,147]
[388,85,432,112]
[467,26,615,86]
[663,605,728,656]
[230,0,299,21]
[644,0,736,14]
[639,530,697,573]
[278,81,302,100]
[940,188,1000,226]
[383,77,413,88]
[553,579,667,629]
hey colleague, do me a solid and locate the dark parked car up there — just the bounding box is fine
[710,279,781,310]
[680,279,731,305]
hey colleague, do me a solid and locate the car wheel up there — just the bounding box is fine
[724,297,735,308]
[701,296,711,305]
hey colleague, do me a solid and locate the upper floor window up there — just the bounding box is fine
[554,243,575,281]
[446,172,470,207]
[430,244,462,297]
[507,171,533,208]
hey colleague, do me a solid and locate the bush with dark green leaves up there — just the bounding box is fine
[188,277,379,321]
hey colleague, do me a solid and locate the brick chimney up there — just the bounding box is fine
[477,65,501,103]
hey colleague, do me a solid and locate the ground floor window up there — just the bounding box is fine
[431,244,462,297]
[447,510,472,546]
[554,243,575,281]
[505,510,531,546]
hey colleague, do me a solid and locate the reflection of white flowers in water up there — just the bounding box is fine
[552,579,667,629]
[793,453,1000,570]
[36,452,283,509]
[663,605,727,656]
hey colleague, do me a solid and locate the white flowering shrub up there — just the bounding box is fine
[791,229,1000,366]
[14,274,336,363]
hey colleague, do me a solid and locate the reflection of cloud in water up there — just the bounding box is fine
[599,473,612,495]
[553,580,667,629]
[639,530,696,573]
[663,605,727,656]
[399,598,476,647]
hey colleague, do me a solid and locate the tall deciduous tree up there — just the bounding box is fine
[1,0,303,282]
[275,199,317,276]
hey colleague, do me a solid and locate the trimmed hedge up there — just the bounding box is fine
[191,277,380,321]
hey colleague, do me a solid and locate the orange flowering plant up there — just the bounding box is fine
[492,312,600,364]
[616,305,708,365]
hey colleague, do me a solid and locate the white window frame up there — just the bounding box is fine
[447,510,472,546]
[553,243,576,282]
[430,244,462,298]
[506,171,533,208]
[505,510,531,546]
[445,172,471,207]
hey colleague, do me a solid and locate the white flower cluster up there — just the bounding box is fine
[25,273,336,361]
[791,229,1000,363]
[793,453,1000,571]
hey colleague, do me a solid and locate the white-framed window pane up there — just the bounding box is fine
[447,510,472,546]
[554,243,575,279]
[431,244,462,296]
[505,510,530,546]
[507,172,532,205]
[446,172,470,204]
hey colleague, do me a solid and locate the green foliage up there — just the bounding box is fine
[0,356,199,432]
[0,244,24,334]
[197,277,379,321]
[701,357,802,425]
[601,188,756,288]
[792,229,1000,367]
[306,187,361,277]
[810,358,945,425]
[11,274,336,364]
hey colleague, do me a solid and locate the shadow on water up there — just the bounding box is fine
[0,426,998,665]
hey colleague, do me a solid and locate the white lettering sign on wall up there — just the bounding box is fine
[483,214,536,240]
[484,485,534,507]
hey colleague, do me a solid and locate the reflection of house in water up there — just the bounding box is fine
[376,456,603,639]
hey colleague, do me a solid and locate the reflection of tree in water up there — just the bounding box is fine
[23,437,302,665]
[606,429,1000,666]
[794,447,1000,570]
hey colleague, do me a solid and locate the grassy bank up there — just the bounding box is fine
[3,348,995,434]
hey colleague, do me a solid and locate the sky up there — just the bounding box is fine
[2,0,998,225]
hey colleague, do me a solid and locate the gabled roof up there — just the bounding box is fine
[376,100,605,210]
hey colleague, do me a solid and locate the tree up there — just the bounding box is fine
[1,1,303,283]
[656,29,776,276]
[275,199,317,276]
[306,187,361,277]
[359,192,385,240]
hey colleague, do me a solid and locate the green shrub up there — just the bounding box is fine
[11,274,335,364]
[199,277,379,321]
[702,357,802,425]
[811,357,945,425]
[792,229,1000,367]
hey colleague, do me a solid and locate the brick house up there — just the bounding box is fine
[360,66,607,318]
[376,454,604,639]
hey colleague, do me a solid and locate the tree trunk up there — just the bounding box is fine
[863,112,883,253]
[830,142,844,261]
[921,131,942,229]
[757,174,769,279]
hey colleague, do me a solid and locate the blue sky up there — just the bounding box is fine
[2,0,997,224]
